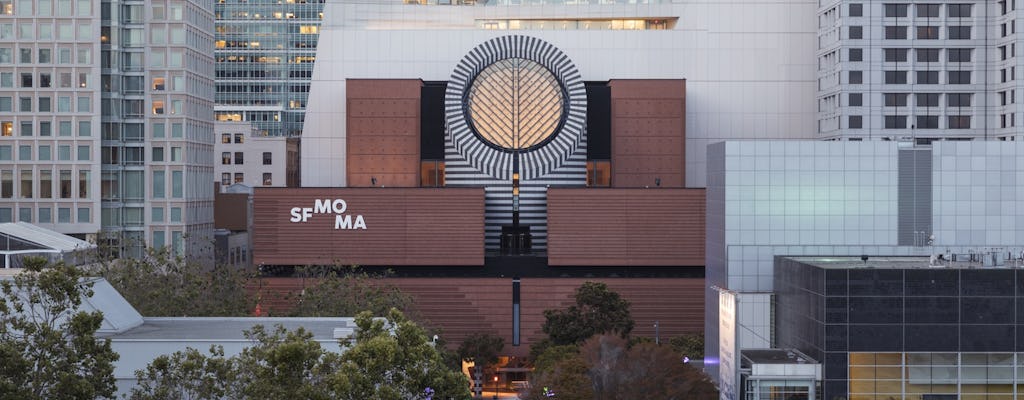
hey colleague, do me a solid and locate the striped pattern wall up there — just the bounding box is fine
[444,35,588,250]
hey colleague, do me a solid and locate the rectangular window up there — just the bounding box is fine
[917,93,940,107]
[170,207,182,223]
[221,173,230,186]
[152,170,165,198]
[78,170,89,198]
[172,231,183,255]
[77,145,89,161]
[884,48,908,62]
[151,207,164,222]
[152,147,163,162]
[948,4,971,17]
[0,97,9,112]
[57,96,71,112]
[885,26,907,39]
[948,115,971,129]
[884,115,907,129]
[234,173,244,184]
[848,93,863,107]
[19,48,30,63]
[849,70,863,84]
[916,48,939,62]
[38,97,51,112]
[0,170,10,198]
[38,208,51,224]
[884,4,908,17]
[58,145,70,161]
[60,170,71,198]
[948,48,972,62]
[917,71,939,84]
[171,123,182,138]
[59,121,71,136]
[18,145,30,160]
[884,70,907,84]
[19,96,30,111]
[849,48,863,62]
[848,115,863,129]
[57,208,69,223]
[234,152,244,164]
[78,208,89,223]
[262,152,272,165]
[152,123,164,138]
[884,93,909,107]
[0,208,9,223]
[0,121,10,136]
[849,3,863,16]
[39,121,50,137]
[917,4,940,17]
[948,26,971,39]
[19,207,29,222]
[916,26,938,39]
[916,115,939,129]
[234,134,243,144]
[849,25,863,39]
[947,93,972,107]
[19,170,31,198]
[79,121,90,136]
[39,170,52,198]
[77,96,90,112]
[171,171,182,198]
[0,145,9,160]
[152,100,164,114]
[222,152,231,165]
[171,147,182,162]
[38,145,51,161]
[221,133,230,143]
[263,173,272,186]
[948,71,971,84]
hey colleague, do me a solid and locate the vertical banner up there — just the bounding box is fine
[718,290,738,400]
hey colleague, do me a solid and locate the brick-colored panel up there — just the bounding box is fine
[250,276,705,358]
[609,80,686,188]
[252,188,485,266]
[214,192,248,231]
[547,188,705,266]
[347,79,422,188]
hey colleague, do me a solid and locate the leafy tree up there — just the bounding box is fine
[129,346,232,400]
[89,246,253,317]
[0,257,119,399]
[457,332,504,368]
[668,332,705,359]
[229,325,340,399]
[331,309,470,400]
[541,281,633,346]
[288,266,412,318]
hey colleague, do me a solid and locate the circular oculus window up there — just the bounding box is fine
[466,58,566,151]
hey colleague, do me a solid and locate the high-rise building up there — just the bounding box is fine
[213,0,324,137]
[98,0,216,258]
[0,0,216,258]
[0,0,102,240]
[818,1,1024,142]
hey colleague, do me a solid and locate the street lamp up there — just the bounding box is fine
[492,376,499,400]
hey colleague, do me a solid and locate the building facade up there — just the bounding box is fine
[0,0,102,238]
[214,121,299,190]
[213,0,323,137]
[818,0,1024,141]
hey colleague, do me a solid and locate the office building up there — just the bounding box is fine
[818,1,1024,141]
[215,121,299,189]
[213,0,323,137]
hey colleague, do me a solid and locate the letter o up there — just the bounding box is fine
[332,199,347,214]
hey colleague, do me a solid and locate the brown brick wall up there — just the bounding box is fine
[346,79,422,188]
[609,79,686,188]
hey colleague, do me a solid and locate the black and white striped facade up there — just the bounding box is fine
[444,35,588,251]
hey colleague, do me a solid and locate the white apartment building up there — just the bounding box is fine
[818,0,1024,142]
[214,121,299,190]
[0,0,102,238]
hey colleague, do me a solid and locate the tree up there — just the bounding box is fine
[457,332,504,367]
[129,346,232,400]
[288,266,412,318]
[0,257,119,399]
[331,309,470,400]
[668,332,704,360]
[541,281,633,346]
[229,325,340,399]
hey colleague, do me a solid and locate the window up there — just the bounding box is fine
[917,71,939,84]
[884,70,907,84]
[59,171,71,198]
[170,207,182,223]
[79,121,90,136]
[948,48,972,62]
[59,121,71,136]
[221,173,230,186]
[884,48,908,62]
[78,170,88,198]
[171,123,182,138]
[39,122,50,137]
[234,152,243,164]
[152,171,165,198]
[40,73,51,88]
[38,208,51,223]
[234,173,243,184]
[262,152,272,165]
[949,26,971,39]
[916,26,939,39]
[38,145,51,161]
[152,100,164,114]
[170,147,181,162]
[849,48,863,62]
[884,93,909,107]
[234,134,243,144]
[58,96,70,112]
[948,71,971,84]
[221,133,230,144]
[0,170,10,198]
[18,145,30,160]
[18,208,29,222]
[18,48,30,63]
[948,93,972,107]
[917,4,940,17]
[19,96,30,112]
[39,170,52,198]
[948,115,971,129]
[20,170,31,198]
[0,121,9,136]
[171,171,182,198]
[221,152,231,165]
[849,3,863,16]
[77,96,90,112]
[849,70,863,84]
[947,4,971,18]
[849,26,863,39]
[0,72,10,87]
[917,93,940,107]
[38,97,50,112]
[884,115,907,129]
[0,145,8,160]
[77,145,89,161]
[885,26,907,39]
[78,208,89,223]
[262,173,272,186]
[152,147,163,162]
[152,123,164,138]
[916,48,939,62]
[58,145,70,161]
[152,207,164,222]
[885,4,908,17]
[916,115,939,129]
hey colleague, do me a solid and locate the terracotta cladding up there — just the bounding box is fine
[214,192,248,231]
[609,79,686,188]
[347,79,422,188]
[252,188,485,266]
[251,277,705,358]
[547,188,705,266]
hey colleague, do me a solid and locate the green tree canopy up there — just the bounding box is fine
[331,309,470,400]
[0,257,119,399]
[456,332,505,366]
[541,281,634,346]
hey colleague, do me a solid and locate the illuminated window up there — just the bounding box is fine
[233,173,243,183]
[420,160,445,187]
[152,100,164,114]
[262,173,272,186]
[299,25,319,34]
[586,161,611,187]
[221,134,231,143]
[0,121,11,136]
[152,77,165,90]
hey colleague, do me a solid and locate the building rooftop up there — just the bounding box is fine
[111,317,355,342]
[741,349,817,366]
[785,254,1024,270]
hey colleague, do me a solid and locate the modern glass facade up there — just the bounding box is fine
[214,0,323,137]
[776,256,1024,400]
[100,0,215,258]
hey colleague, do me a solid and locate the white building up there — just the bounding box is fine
[214,121,299,190]
[300,0,820,189]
